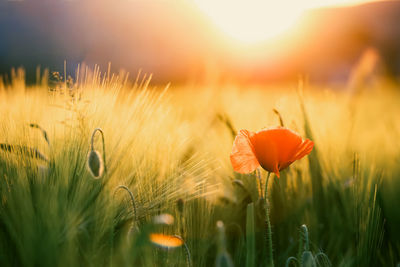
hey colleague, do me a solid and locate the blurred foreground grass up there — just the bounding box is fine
[0,68,399,266]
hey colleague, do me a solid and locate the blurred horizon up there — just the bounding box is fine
[0,0,399,85]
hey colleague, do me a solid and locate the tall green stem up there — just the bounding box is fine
[264,172,274,267]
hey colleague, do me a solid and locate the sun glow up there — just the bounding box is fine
[193,0,374,43]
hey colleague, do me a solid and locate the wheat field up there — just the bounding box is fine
[0,67,399,266]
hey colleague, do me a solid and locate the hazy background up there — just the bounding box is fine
[0,0,399,84]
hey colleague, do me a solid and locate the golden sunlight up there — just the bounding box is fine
[193,0,374,43]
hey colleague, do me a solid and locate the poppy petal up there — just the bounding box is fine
[293,139,314,161]
[230,130,260,174]
[251,129,279,173]
[149,233,184,248]
[273,163,280,178]
[273,128,303,166]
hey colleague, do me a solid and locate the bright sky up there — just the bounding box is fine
[193,0,376,43]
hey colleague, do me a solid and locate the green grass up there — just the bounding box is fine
[0,68,399,266]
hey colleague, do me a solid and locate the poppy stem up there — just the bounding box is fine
[264,172,274,267]
[256,169,263,197]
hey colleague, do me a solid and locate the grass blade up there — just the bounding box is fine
[246,203,256,267]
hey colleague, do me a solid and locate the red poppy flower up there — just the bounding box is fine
[230,127,314,177]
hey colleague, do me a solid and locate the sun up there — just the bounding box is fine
[193,0,373,44]
[193,0,305,43]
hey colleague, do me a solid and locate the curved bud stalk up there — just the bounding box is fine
[285,257,299,267]
[173,235,192,267]
[301,251,317,267]
[113,185,138,235]
[315,252,332,267]
[286,225,331,267]
[110,185,138,265]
